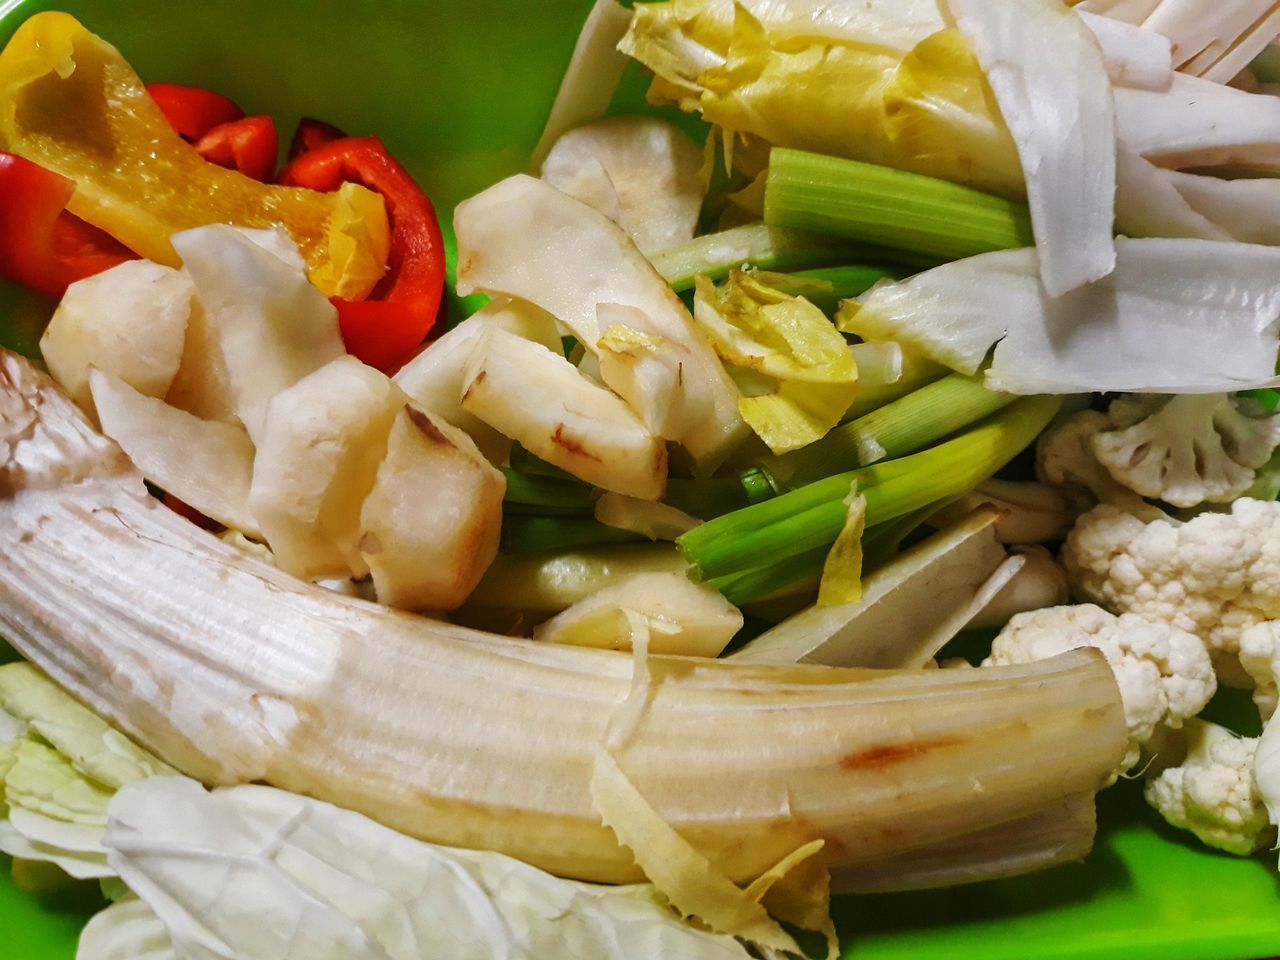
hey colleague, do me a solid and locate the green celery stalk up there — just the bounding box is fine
[764,148,1034,261]
[648,223,923,293]
[758,373,1017,489]
[680,396,1061,587]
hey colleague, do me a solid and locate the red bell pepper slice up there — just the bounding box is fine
[288,117,347,161]
[0,152,135,298]
[146,83,244,141]
[194,116,279,182]
[278,137,445,373]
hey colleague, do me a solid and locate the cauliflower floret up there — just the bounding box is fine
[1091,394,1280,509]
[1239,621,1280,721]
[985,604,1215,774]
[1144,718,1276,855]
[1035,410,1164,520]
[1063,499,1280,677]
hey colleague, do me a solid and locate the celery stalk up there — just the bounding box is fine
[765,148,1035,261]
[679,396,1062,589]
[759,373,1018,489]
[648,223,922,293]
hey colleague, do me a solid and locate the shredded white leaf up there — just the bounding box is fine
[841,238,1280,394]
[950,0,1117,296]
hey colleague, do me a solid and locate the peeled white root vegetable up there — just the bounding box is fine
[359,407,506,611]
[0,350,1127,890]
[541,115,705,253]
[533,573,742,657]
[40,260,193,414]
[89,371,260,537]
[461,326,667,500]
[250,357,405,581]
[454,175,746,467]
[171,225,345,444]
[393,298,562,462]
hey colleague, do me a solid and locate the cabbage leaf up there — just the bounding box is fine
[949,0,1117,296]
[694,271,858,452]
[840,238,1280,394]
[104,777,760,960]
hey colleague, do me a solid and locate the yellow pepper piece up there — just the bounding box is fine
[0,13,389,298]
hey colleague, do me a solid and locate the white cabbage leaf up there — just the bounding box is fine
[950,0,1117,296]
[840,238,1280,394]
[1113,150,1231,240]
[1076,10,1172,89]
[102,777,758,960]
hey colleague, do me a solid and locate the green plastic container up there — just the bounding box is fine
[0,3,1278,958]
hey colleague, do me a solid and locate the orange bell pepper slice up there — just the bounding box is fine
[0,13,389,299]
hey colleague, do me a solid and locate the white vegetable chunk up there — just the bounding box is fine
[359,406,506,611]
[1115,73,1280,171]
[250,357,406,581]
[542,116,705,253]
[950,0,1117,297]
[461,326,667,500]
[842,238,1280,394]
[393,298,562,462]
[171,225,345,444]
[89,371,260,537]
[1077,11,1173,90]
[533,573,742,657]
[41,261,192,414]
[530,0,634,169]
[454,175,746,467]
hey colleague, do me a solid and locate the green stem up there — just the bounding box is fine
[663,477,752,520]
[758,373,1017,489]
[501,516,642,555]
[648,223,928,294]
[764,148,1034,262]
[787,265,901,312]
[679,396,1062,587]
[500,468,596,512]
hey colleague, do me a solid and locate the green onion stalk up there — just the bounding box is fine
[501,516,642,555]
[681,396,1062,600]
[500,468,597,514]
[757,373,1018,490]
[647,222,930,294]
[764,148,1034,262]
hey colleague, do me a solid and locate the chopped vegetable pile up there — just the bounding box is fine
[2,1,1280,957]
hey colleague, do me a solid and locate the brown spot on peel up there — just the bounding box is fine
[840,737,964,771]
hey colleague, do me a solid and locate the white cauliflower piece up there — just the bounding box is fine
[1063,499,1280,676]
[985,604,1215,774]
[1035,410,1164,520]
[1091,394,1280,508]
[1144,718,1276,855]
[1239,621,1280,721]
